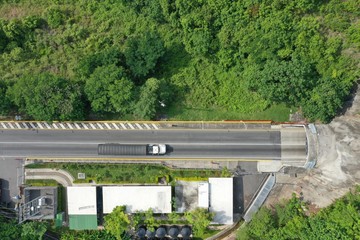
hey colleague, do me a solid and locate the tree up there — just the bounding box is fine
[248,58,317,105]
[144,208,156,232]
[302,76,349,123]
[177,1,218,56]
[61,229,116,240]
[0,217,21,240]
[0,80,12,115]
[104,206,130,240]
[184,207,214,237]
[183,28,212,56]
[84,64,134,114]
[168,211,181,224]
[77,48,122,79]
[2,19,24,41]
[21,221,47,240]
[8,73,85,121]
[0,27,8,53]
[133,78,160,120]
[129,211,145,230]
[245,207,275,239]
[45,7,66,28]
[124,31,164,77]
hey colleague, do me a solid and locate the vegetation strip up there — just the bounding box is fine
[26,163,230,184]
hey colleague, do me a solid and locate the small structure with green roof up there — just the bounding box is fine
[67,186,98,230]
[69,215,98,230]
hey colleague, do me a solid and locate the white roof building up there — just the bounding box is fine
[103,186,172,214]
[67,186,97,215]
[209,178,233,224]
[198,182,209,208]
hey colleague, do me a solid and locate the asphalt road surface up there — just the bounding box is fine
[0,129,286,160]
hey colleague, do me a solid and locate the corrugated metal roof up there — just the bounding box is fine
[69,215,98,230]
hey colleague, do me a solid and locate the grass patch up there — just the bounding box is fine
[166,103,293,122]
[26,163,224,184]
[194,228,222,240]
[57,186,65,212]
[26,179,58,186]
[88,102,293,122]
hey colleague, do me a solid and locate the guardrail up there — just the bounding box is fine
[243,174,276,222]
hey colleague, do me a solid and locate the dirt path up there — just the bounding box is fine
[266,84,360,210]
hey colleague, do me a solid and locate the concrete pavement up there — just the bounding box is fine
[25,168,74,186]
[0,157,23,208]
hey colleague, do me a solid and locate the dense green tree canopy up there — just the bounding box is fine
[248,58,317,105]
[184,207,214,237]
[85,64,134,114]
[0,0,358,121]
[61,230,116,240]
[8,73,84,121]
[0,217,47,240]
[104,206,130,240]
[134,78,161,119]
[124,31,164,78]
[144,208,156,232]
[0,217,21,240]
[0,80,12,115]
[21,221,47,240]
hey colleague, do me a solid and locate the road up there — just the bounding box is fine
[0,129,288,160]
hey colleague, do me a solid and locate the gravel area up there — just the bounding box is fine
[266,84,360,210]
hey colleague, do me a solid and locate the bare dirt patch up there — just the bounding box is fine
[0,4,43,20]
[266,84,360,209]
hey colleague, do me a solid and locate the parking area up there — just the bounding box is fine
[0,158,24,208]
